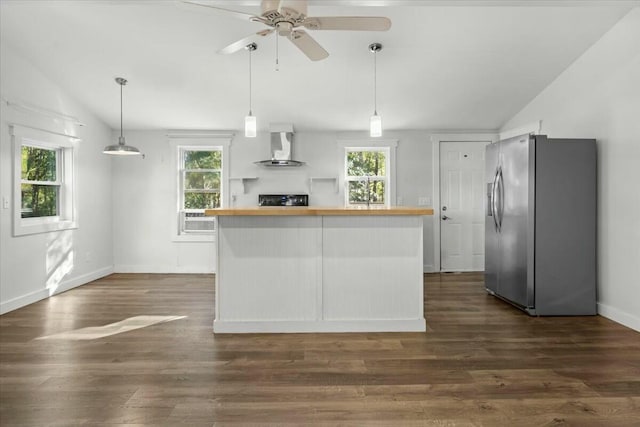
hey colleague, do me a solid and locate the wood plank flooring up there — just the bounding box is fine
[1,273,639,426]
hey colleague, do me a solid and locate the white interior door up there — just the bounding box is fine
[439,141,488,272]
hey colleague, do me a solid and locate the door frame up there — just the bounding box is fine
[431,133,498,272]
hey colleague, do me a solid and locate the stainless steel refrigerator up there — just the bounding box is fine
[485,134,596,315]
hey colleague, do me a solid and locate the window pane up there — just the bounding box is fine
[184,150,221,170]
[22,146,57,181]
[347,151,386,177]
[21,184,58,218]
[184,172,220,190]
[184,192,220,209]
[348,180,385,204]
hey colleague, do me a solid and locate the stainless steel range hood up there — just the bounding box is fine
[254,123,305,167]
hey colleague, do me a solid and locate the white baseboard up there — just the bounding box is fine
[0,288,50,315]
[114,264,215,274]
[55,266,114,295]
[213,319,426,333]
[423,264,435,273]
[597,302,640,332]
[440,269,484,273]
[0,266,114,315]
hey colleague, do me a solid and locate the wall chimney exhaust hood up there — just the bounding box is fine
[254,123,305,167]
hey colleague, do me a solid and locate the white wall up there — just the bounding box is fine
[501,8,640,331]
[0,45,114,313]
[111,131,216,273]
[111,129,439,272]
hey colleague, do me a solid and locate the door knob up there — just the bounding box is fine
[442,215,451,220]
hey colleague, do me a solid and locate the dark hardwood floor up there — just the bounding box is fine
[1,273,639,425]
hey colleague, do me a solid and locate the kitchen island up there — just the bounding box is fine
[205,207,434,333]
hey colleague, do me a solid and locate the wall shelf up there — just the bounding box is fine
[230,177,258,194]
[309,176,338,194]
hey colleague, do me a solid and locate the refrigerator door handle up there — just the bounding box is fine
[491,169,499,231]
[497,167,504,231]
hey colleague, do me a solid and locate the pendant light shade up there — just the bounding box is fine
[103,137,141,155]
[244,43,257,138]
[370,113,382,138]
[245,114,257,138]
[369,43,383,138]
[103,77,142,156]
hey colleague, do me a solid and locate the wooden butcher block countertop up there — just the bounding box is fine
[205,206,434,216]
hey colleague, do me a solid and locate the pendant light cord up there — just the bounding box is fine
[373,49,378,115]
[249,46,253,116]
[120,82,124,139]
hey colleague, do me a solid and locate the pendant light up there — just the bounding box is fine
[369,43,383,138]
[103,77,142,156]
[245,43,257,138]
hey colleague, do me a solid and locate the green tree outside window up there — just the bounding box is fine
[183,150,222,210]
[346,150,387,205]
[21,146,59,218]
[180,148,221,234]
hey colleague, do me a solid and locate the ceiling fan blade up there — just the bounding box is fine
[303,16,391,31]
[277,0,307,15]
[181,0,257,22]
[288,30,329,61]
[218,29,274,55]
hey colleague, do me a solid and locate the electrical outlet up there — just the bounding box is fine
[396,197,403,206]
[2,197,8,209]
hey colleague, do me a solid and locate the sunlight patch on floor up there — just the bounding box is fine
[35,315,187,340]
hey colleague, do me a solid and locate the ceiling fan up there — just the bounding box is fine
[182,0,391,61]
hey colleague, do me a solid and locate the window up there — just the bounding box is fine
[21,145,60,218]
[345,149,388,205]
[12,125,77,236]
[169,133,231,242]
[179,147,221,235]
[339,140,397,207]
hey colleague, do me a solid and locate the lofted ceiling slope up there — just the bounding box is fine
[0,1,635,132]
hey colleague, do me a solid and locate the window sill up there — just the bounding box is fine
[14,219,78,237]
[173,233,216,243]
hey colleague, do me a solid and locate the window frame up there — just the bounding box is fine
[11,125,78,236]
[345,148,390,206]
[338,139,398,208]
[20,144,62,219]
[169,133,231,242]
[179,146,222,235]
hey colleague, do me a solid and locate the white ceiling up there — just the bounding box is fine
[0,1,636,132]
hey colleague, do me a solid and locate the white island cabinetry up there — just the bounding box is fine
[206,207,433,333]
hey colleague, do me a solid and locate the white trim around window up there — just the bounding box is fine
[168,133,232,242]
[11,124,78,236]
[337,139,398,207]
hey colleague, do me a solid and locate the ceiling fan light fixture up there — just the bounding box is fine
[103,77,143,156]
[369,43,383,138]
[183,0,391,62]
[245,43,258,138]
